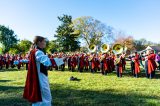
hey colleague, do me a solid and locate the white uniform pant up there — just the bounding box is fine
[32,73,52,106]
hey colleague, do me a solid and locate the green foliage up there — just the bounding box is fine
[133,38,158,51]
[8,47,19,54]
[46,40,59,53]
[8,40,32,54]
[0,25,19,53]
[18,40,32,54]
[54,14,80,52]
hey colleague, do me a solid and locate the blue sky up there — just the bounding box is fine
[0,0,160,43]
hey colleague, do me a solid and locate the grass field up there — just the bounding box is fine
[1,63,160,106]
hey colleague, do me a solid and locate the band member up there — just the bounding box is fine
[25,53,29,70]
[70,54,77,72]
[144,53,149,78]
[59,53,65,71]
[115,54,123,77]
[89,54,96,73]
[5,53,10,69]
[101,53,108,75]
[49,54,57,71]
[133,52,140,78]
[84,54,89,71]
[0,55,3,70]
[155,52,160,71]
[68,55,71,70]
[139,53,144,68]
[129,54,135,75]
[17,54,22,69]
[94,54,101,72]
[10,54,15,68]
[23,36,52,106]
[110,53,115,72]
[107,54,113,73]
[148,50,157,79]
[79,54,85,72]
[121,52,126,71]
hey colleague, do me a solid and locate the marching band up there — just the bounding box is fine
[0,45,159,79]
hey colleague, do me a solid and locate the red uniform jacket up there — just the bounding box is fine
[50,58,57,68]
[84,56,89,67]
[148,53,157,74]
[102,58,108,71]
[79,56,84,68]
[71,56,77,68]
[95,57,100,68]
[134,54,140,74]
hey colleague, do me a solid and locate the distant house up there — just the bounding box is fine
[145,46,160,53]
[137,46,160,55]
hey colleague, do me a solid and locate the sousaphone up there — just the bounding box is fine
[101,44,110,53]
[88,44,97,53]
[112,44,123,54]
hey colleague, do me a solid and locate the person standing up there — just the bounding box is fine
[101,53,108,75]
[5,53,10,69]
[133,52,140,78]
[115,54,123,77]
[155,52,160,71]
[23,36,52,106]
[148,50,157,78]
[84,54,89,71]
[0,55,3,70]
[129,54,135,75]
[79,54,85,72]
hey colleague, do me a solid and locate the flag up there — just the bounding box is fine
[54,58,64,66]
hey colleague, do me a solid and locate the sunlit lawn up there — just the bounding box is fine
[0,62,160,106]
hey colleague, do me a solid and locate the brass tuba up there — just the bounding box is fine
[100,44,110,53]
[88,44,97,53]
[112,44,123,54]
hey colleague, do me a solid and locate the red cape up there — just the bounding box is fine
[23,49,42,103]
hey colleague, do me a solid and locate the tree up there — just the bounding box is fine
[72,16,114,48]
[133,38,157,51]
[8,39,32,54]
[46,40,59,53]
[0,25,19,53]
[114,31,135,51]
[54,14,80,52]
[18,40,32,54]
[133,38,147,51]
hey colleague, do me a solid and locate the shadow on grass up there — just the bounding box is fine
[0,67,26,72]
[0,85,23,92]
[52,84,160,106]
[0,84,160,106]
[0,80,13,82]
[0,85,30,106]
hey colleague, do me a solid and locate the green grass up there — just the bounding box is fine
[1,63,160,106]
